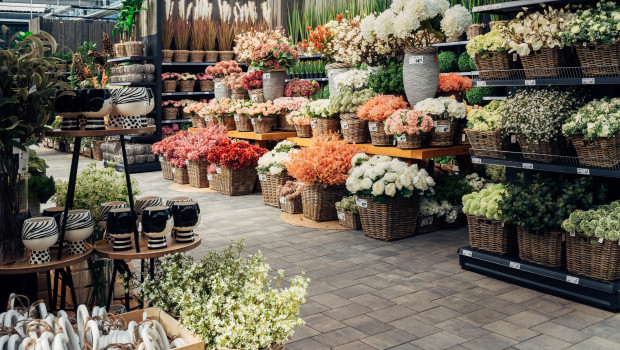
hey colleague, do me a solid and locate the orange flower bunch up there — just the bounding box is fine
[357,95,408,122]
[285,136,363,185]
[437,73,473,94]
[307,24,333,56]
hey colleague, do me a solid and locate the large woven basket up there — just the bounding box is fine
[179,80,195,92]
[520,47,569,78]
[416,215,440,234]
[295,124,312,138]
[162,49,174,62]
[231,89,249,100]
[368,121,392,146]
[312,118,340,138]
[575,41,620,76]
[358,195,420,241]
[190,50,204,63]
[161,159,173,180]
[208,173,220,191]
[163,107,178,120]
[252,117,275,134]
[205,51,218,62]
[124,41,144,56]
[188,160,209,188]
[114,43,126,58]
[475,51,517,80]
[429,120,457,147]
[173,50,190,62]
[218,115,236,131]
[517,134,565,163]
[301,184,348,222]
[466,24,485,40]
[199,80,215,92]
[567,233,620,282]
[465,129,504,158]
[163,80,177,93]
[467,214,517,255]
[568,133,620,168]
[279,113,296,131]
[173,166,189,184]
[396,133,423,149]
[218,165,256,196]
[341,113,368,144]
[219,51,234,61]
[249,89,265,103]
[234,114,253,132]
[280,196,303,214]
[191,116,205,128]
[337,211,362,230]
[517,227,565,268]
[260,173,294,208]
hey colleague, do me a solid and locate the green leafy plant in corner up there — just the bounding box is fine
[433,173,473,205]
[368,59,404,94]
[113,0,147,40]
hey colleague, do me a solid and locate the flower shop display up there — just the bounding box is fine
[153,131,190,179]
[500,173,605,267]
[162,72,181,93]
[433,173,474,227]
[438,51,458,73]
[329,88,376,143]
[232,99,255,131]
[162,100,181,120]
[205,61,243,99]
[464,86,492,105]
[414,97,467,146]
[436,73,473,101]
[307,99,339,137]
[273,97,310,131]
[286,110,312,137]
[441,5,473,42]
[357,95,408,146]
[250,41,299,101]
[222,72,248,99]
[465,28,513,79]
[284,79,320,97]
[179,73,197,92]
[198,97,237,130]
[285,137,362,221]
[562,202,620,282]
[242,70,264,102]
[346,154,436,241]
[497,88,585,162]
[384,109,434,149]
[465,100,505,158]
[197,73,215,92]
[246,101,283,133]
[333,69,371,93]
[234,28,289,63]
[141,242,308,350]
[563,97,620,168]
[367,60,405,95]
[206,139,267,196]
[462,184,517,255]
[277,181,304,214]
[561,2,620,76]
[257,141,297,208]
[335,196,362,230]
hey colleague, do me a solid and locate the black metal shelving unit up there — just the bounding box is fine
[161,91,215,97]
[108,56,156,63]
[472,0,594,13]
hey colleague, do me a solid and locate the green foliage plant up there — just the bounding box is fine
[28,149,55,204]
[368,60,404,94]
[433,173,473,205]
[113,0,147,40]
[458,52,476,72]
[438,51,458,73]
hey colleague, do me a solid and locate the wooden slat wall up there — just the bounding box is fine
[29,18,120,52]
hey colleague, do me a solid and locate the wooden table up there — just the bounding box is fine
[188,128,296,148]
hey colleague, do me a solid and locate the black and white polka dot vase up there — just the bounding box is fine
[104,231,114,243]
[108,115,124,129]
[78,115,87,129]
[61,209,94,255]
[22,217,59,265]
[67,240,87,255]
[122,115,142,129]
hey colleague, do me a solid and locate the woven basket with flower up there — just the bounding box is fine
[206,139,267,196]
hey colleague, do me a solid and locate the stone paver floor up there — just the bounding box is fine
[41,148,620,350]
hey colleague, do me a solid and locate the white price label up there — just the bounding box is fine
[397,134,407,142]
[476,81,486,87]
[420,217,434,227]
[216,167,222,174]
[524,79,536,86]
[513,53,518,62]
[263,73,270,79]
[435,125,450,133]
[185,160,190,166]
[408,56,424,64]
[356,198,368,208]
[341,121,349,130]
[509,261,521,269]
[566,276,580,284]
[577,168,590,175]
[582,78,595,85]
[207,174,213,180]
[279,196,287,204]
[462,133,466,142]
[311,119,317,128]
[234,115,240,122]
[368,122,378,132]
[522,163,534,169]
[453,165,459,172]
[258,174,267,181]
[472,157,482,164]
[599,237,605,243]
[251,119,256,125]
[337,211,346,220]
[159,156,164,163]
[215,82,222,89]
[172,168,176,174]
[462,249,473,257]
[570,231,576,237]
[510,134,517,143]
[251,95,258,101]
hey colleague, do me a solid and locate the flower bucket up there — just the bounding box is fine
[252,117,275,134]
[219,51,234,61]
[416,215,440,234]
[217,165,256,196]
[279,113,296,132]
[162,49,174,62]
[280,196,303,214]
[429,120,457,147]
[466,24,485,40]
[568,133,620,168]
[214,79,232,100]
[172,166,189,184]
[188,159,209,188]
[234,114,253,132]
[340,113,368,144]
[357,195,420,241]
[337,211,362,230]
[465,129,505,158]
[249,89,265,103]
[161,158,173,180]
[301,184,348,222]
[124,41,144,56]
[311,118,340,138]
[467,214,518,255]
[260,173,294,208]
[567,233,620,282]
[231,89,249,100]
[295,124,312,138]
[517,134,566,163]
[114,43,126,58]
[191,116,205,128]
[403,46,439,106]
[218,115,236,131]
[205,51,219,62]
[163,80,177,93]
[173,50,190,62]
[179,80,195,92]
[262,70,286,101]
[326,63,352,97]
[517,228,565,268]
[199,80,215,92]
[575,41,620,77]
[396,133,423,149]
[368,121,392,146]
[190,50,204,62]
[520,47,570,78]
[163,107,178,120]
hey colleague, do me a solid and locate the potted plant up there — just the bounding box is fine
[161,0,174,62]
[286,110,312,138]
[465,27,512,80]
[368,60,405,95]
[273,97,310,131]
[414,97,467,147]
[189,2,208,63]
[384,109,434,149]
[161,72,180,93]
[204,16,218,62]
[305,99,337,137]
[178,73,197,92]
[113,0,147,57]
[277,181,304,214]
[205,61,242,100]
[232,100,255,132]
[222,72,247,100]
[162,100,181,120]
[241,71,264,102]
[172,1,192,62]
[206,139,267,196]
[256,140,297,208]
[284,79,320,97]
[357,95,408,146]
[246,101,283,134]
[465,100,505,158]
[250,41,299,101]
[216,4,235,61]
[329,88,376,144]
[197,73,214,92]
[417,197,450,234]
[335,195,362,230]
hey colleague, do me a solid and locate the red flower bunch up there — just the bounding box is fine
[205,61,243,78]
[152,131,190,167]
[241,70,263,90]
[206,139,268,170]
[284,79,320,97]
[197,73,214,81]
[250,41,299,71]
[357,95,408,122]
[437,73,473,93]
[285,135,363,185]
[162,72,181,81]
[176,125,229,161]
[307,24,333,56]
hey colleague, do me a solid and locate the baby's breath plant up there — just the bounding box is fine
[328,88,376,115]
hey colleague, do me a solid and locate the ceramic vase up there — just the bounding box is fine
[22,217,59,264]
[42,207,65,249]
[81,89,113,130]
[99,201,127,243]
[142,206,173,249]
[135,196,163,222]
[60,209,94,255]
[112,87,155,117]
[106,208,134,251]
[55,91,81,130]
[165,197,193,238]
[108,106,124,129]
[170,201,200,243]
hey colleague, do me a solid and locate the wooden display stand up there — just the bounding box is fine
[188,128,296,148]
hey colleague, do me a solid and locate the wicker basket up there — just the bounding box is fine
[475,51,517,80]
[260,173,294,208]
[217,165,256,196]
[114,43,126,58]
[199,80,215,92]
[205,51,218,62]
[465,129,504,158]
[341,114,368,144]
[337,211,362,230]
[124,41,144,56]
[568,133,620,168]
[179,80,195,92]
[280,196,303,214]
[358,195,420,241]
[163,107,178,120]
[429,120,457,147]
[219,51,234,61]
[252,117,275,134]
[368,121,392,146]
[467,214,517,255]
[190,50,204,62]
[575,41,620,76]
[163,80,177,93]
[279,113,296,131]
[517,228,565,268]
[312,118,340,138]
[520,47,569,78]
[172,166,189,184]
[295,124,312,138]
[162,49,174,62]
[249,89,265,103]
[416,215,440,234]
[517,134,566,163]
[187,160,209,188]
[191,116,205,128]
[231,90,249,100]
[234,114,253,132]
[396,133,423,149]
[163,132,175,139]
[208,173,220,191]
[174,50,190,62]
[567,233,620,282]
[489,20,508,29]
[466,24,485,40]
[301,184,348,222]
[218,115,236,131]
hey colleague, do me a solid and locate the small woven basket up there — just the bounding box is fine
[358,195,420,241]
[219,51,234,61]
[575,41,620,76]
[114,43,126,58]
[280,196,303,214]
[199,80,215,92]
[465,129,504,158]
[231,89,249,100]
[161,158,173,180]
[179,80,195,92]
[124,41,144,56]
[368,121,392,146]
[429,120,457,147]
[162,49,174,62]
[234,114,253,132]
[173,166,189,184]
[341,113,368,144]
[260,173,294,208]
[163,80,177,93]
[416,215,440,234]
[295,124,312,138]
[475,51,517,80]
[489,20,508,29]
[312,118,340,138]
[173,50,190,62]
[338,211,362,230]
[191,116,205,128]
[396,133,423,149]
[163,107,178,120]
[466,24,485,40]
[249,89,265,103]
[520,47,569,78]
[517,227,565,268]
[205,51,219,62]
[279,113,296,131]
[517,134,566,163]
[190,50,204,62]
[568,133,620,168]
[218,115,236,131]
[188,159,209,188]
[567,233,620,282]
[467,214,517,255]
[252,117,275,134]
[218,165,256,196]
[301,184,348,222]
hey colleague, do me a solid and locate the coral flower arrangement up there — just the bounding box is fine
[176,125,229,162]
[385,109,434,136]
[286,110,312,125]
[205,60,243,78]
[152,131,190,168]
[437,73,473,95]
[206,139,268,170]
[284,79,320,97]
[357,95,408,122]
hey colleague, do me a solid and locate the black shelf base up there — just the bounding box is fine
[104,160,161,173]
[458,246,620,311]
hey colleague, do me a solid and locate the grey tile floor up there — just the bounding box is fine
[40,147,620,350]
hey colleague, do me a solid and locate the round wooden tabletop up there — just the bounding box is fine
[94,236,201,260]
[0,245,94,275]
[45,126,156,138]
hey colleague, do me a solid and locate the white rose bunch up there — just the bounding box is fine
[414,97,467,120]
[256,140,297,175]
[334,69,371,91]
[305,99,331,119]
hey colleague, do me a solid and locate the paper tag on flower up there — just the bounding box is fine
[251,119,256,125]
[279,196,287,204]
[433,121,438,127]
[435,125,450,133]
[215,82,222,89]
[599,237,604,243]
[264,73,271,79]
[185,160,189,166]
[420,217,433,227]
[570,231,576,237]
[234,115,240,122]
[207,174,213,180]
[513,53,518,62]
[409,56,423,65]
[159,156,164,163]
[337,211,346,220]
[462,134,466,142]
[356,198,367,208]
[172,168,176,174]
[397,134,407,142]
[368,122,377,132]
[216,167,221,174]
[311,119,317,128]
[341,121,349,130]
[258,174,267,181]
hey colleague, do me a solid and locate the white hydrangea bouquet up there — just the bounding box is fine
[256,140,297,175]
[305,99,332,119]
[346,154,435,203]
[562,97,620,139]
[414,97,467,120]
[440,5,473,41]
[328,88,376,115]
[333,69,371,92]
[465,28,508,59]
[419,197,452,216]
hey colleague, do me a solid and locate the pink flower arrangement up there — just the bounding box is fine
[284,79,319,97]
[286,110,311,125]
[241,70,263,90]
[162,100,182,108]
[222,72,246,90]
[357,95,408,122]
[277,180,304,200]
[198,98,237,118]
[177,125,229,161]
[152,130,189,167]
[246,101,283,119]
[250,41,299,71]
[205,61,243,78]
[162,72,181,81]
[197,73,214,81]
[183,102,208,116]
[273,97,310,111]
[384,109,434,136]
[162,124,180,133]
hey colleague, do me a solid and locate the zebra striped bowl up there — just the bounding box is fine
[22,217,59,264]
[61,209,94,255]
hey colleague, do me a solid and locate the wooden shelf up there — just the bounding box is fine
[95,237,201,260]
[227,130,297,141]
[288,137,471,160]
[0,245,93,275]
[45,126,156,138]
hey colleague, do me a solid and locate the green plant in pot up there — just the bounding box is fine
[27,150,55,216]
[113,0,147,42]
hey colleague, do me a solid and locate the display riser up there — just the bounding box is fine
[458,246,620,311]
[105,161,161,173]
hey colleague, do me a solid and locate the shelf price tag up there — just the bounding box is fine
[408,56,424,64]
[525,80,536,86]
[420,217,434,227]
[337,211,346,220]
[263,73,271,79]
[279,196,287,204]
[491,3,501,9]
[397,134,407,142]
[356,198,368,208]
[577,168,590,175]
[159,156,164,163]
[476,80,486,87]
[215,82,222,89]
[258,174,267,181]
[435,125,450,133]
[599,237,604,244]
[582,78,595,85]
[234,115,240,122]
[509,261,521,270]
[207,174,213,180]
[311,119,317,128]
[341,121,349,130]
[472,157,482,164]
[216,167,222,174]
[566,275,580,285]
[522,163,534,170]
[462,134,467,142]
[185,160,190,166]
[251,95,258,101]
[368,122,378,132]
[510,135,517,143]
[461,249,473,257]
